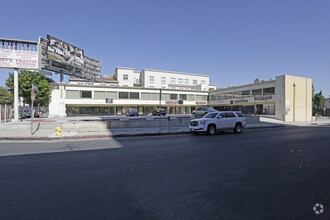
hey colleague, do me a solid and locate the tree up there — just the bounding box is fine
[254,79,260,84]
[0,87,13,105]
[314,90,325,110]
[5,70,53,106]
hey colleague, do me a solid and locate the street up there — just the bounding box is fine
[0,126,330,219]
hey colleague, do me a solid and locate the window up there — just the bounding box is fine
[141,93,150,100]
[119,92,129,99]
[178,78,183,84]
[161,93,170,100]
[149,76,154,82]
[81,91,92,98]
[203,112,218,118]
[66,90,79,99]
[123,74,128,80]
[211,95,217,100]
[130,92,139,99]
[170,94,178,100]
[185,79,189,84]
[161,77,166,84]
[179,94,187,100]
[236,112,244,117]
[187,94,195,101]
[94,91,106,99]
[193,80,197,85]
[150,93,159,100]
[263,87,275,95]
[252,89,262,95]
[225,112,235,118]
[201,80,206,85]
[170,78,176,84]
[242,90,250,96]
[106,91,117,99]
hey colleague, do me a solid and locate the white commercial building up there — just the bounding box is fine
[49,68,312,122]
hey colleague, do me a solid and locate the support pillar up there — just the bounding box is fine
[14,69,19,122]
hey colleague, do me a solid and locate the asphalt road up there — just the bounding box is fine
[0,126,330,219]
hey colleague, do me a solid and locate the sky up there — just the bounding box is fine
[0,0,329,97]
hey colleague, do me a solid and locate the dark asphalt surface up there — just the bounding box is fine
[0,126,330,219]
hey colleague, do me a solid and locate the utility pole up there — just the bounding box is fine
[14,69,19,122]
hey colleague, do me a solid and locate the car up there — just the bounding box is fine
[20,107,32,118]
[126,109,139,117]
[189,111,246,135]
[192,107,217,117]
[152,108,166,116]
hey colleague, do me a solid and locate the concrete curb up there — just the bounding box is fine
[0,125,287,142]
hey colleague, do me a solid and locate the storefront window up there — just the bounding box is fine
[179,94,187,100]
[66,90,79,99]
[252,89,262,95]
[94,91,106,99]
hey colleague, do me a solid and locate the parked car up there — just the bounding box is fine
[189,111,246,135]
[20,107,32,118]
[126,109,139,117]
[152,108,166,116]
[192,107,217,117]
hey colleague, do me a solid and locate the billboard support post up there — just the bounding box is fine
[14,69,19,122]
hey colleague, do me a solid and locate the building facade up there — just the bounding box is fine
[48,68,312,122]
[209,75,312,122]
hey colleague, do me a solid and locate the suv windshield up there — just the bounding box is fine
[203,112,218,118]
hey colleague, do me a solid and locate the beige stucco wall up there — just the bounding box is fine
[283,75,312,122]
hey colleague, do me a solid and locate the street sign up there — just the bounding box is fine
[178,100,183,105]
[31,90,35,102]
[106,98,113,104]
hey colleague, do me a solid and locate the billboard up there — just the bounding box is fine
[0,39,40,70]
[47,35,84,67]
[42,35,101,79]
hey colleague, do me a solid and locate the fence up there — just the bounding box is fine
[0,104,13,123]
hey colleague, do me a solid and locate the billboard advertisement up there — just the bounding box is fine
[47,35,84,67]
[42,35,101,78]
[0,39,39,70]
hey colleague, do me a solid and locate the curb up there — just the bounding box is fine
[0,125,286,142]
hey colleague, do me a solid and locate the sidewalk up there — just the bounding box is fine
[0,115,328,141]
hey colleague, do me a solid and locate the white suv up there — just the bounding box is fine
[189,111,246,135]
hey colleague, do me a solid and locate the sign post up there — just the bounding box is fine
[31,84,38,136]
[105,98,113,117]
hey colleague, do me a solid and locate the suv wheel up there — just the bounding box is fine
[207,125,216,135]
[234,123,242,133]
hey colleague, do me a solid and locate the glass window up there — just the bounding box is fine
[161,77,166,84]
[193,80,197,85]
[235,112,244,117]
[201,80,206,84]
[119,92,129,99]
[178,78,183,84]
[130,92,139,99]
[203,112,218,118]
[141,92,150,100]
[211,95,217,100]
[150,93,159,100]
[185,79,189,84]
[170,78,176,84]
[179,94,187,100]
[170,94,178,100]
[149,76,154,82]
[263,87,275,95]
[123,74,128,80]
[106,91,117,99]
[225,112,235,118]
[252,89,262,95]
[66,90,79,99]
[94,91,106,99]
[242,90,250,96]
[187,94,195,101]
[81,91,92,98]
[196,95,203,101]
[162,93,170,100]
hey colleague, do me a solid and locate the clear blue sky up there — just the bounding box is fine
[1,0,329,97]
